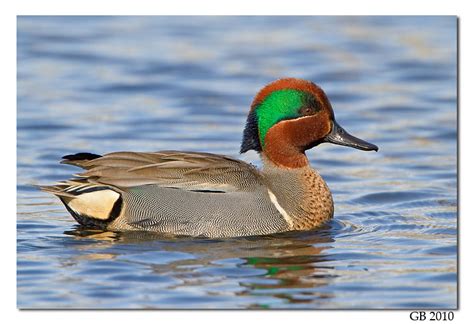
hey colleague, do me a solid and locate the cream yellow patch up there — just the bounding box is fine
[267,189,293,228]
[68,190,120,220]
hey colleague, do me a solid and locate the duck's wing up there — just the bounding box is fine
[59,150,264,192]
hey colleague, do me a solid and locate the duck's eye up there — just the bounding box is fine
[299,106,315,116]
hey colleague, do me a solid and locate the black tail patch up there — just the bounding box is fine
[62,152,102,161]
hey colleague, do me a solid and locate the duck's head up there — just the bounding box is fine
[240,78,378,168]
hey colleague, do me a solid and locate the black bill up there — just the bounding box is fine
[324,121,378,152]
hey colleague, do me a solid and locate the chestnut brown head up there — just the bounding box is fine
[241,78,377,167]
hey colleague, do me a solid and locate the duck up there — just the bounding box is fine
[41,78,378,238]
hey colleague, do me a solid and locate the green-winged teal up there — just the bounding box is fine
[41,78,378,238]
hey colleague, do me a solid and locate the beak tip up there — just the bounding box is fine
[325,121,379,153]
[366,144,378,152]
[357,143,378,152]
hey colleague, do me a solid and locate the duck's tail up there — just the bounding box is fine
[39,152,123,229]
[60,152,102,168]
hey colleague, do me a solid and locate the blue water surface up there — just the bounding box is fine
[17,16,457,309]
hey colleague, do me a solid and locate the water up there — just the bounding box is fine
[17,16,457,309]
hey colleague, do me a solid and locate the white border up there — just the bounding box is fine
[6,0,467,15]
[4,1,472,324]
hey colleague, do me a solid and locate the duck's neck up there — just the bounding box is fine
[261,135,309,169]
[261,156,334,230]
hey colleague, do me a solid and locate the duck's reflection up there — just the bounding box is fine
[64,224,337,307]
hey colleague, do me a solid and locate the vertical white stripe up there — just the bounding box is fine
[267,189,293,228]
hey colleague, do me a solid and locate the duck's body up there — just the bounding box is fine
[41,78,377,238]
[43,151,333,237]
